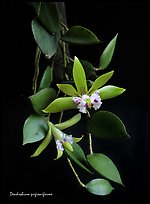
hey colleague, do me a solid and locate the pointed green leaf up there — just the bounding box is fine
[73,56,88,94]
[61,26,100,45]
[65,143,92,174]
[31,17,60,58]
[88,71,114,95]
[99,33,118,69]
[87,111,129,139]
[86,179,114,195]
[23,114,48,145]
[31,126,53,157]
[43,97,77,113]
[87,153,124,185]
[57,84,79,96]
[55,113,81,130]
[38,66,53,91]
[29,88,56,115]
[31,2,59,34]
[99,85,126,100]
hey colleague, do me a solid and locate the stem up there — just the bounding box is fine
[87,111,93,154]
[67,158,85,188]
[32,46,41,94]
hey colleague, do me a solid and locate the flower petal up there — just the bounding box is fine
[73,56,88,95]
[43,97,77,113]
[57,84,79,96]
[54,149,63,160]
[87,70,114,95]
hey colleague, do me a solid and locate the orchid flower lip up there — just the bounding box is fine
[72,91,102,113]
[56,133,73,151]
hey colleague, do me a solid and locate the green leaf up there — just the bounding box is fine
[43,97,77,113]
[65,143,92,174]
[80,60,96,80]
[73,56,88,94]
[87,111,129,139]
[31,17,60,58]
[57,84,79,96]
[29,88,56,115]
[99,85,126,100]
[38,66,53,91]
[86,179,114,196]
[55,113,81,130]
[87,153,124,185]
[99,33,118,69]
[61,26,100,45]
[88,71,114,95]
[31,2,59,34]
[23,114,48,145]
[31,125,53,157]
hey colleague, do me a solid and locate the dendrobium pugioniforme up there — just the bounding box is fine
[30,113,83,160]
[43,56,126,114]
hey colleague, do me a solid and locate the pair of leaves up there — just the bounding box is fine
[85,152,124,196]
[30,2,59,34]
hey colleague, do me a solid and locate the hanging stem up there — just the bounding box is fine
[32,46,41,94]
[87,111,93,154]
[67,158,85,188]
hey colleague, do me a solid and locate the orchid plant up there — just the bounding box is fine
[23,2,129,196]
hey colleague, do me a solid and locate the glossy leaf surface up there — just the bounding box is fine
[43,97,77,113]
[87,153,123,185]
[55,113,81,130]
[61,26,100,45]
[86,178,114,195]
[99,85,126,100]
[57,84,78,96]
[23,114,48,145]
[31,2,59,34]
[73,56,87,94]
[31,17,60,58]
[99,33,118,69]
[88,71,114,95]
[30,88,56,115]
[38,66,53,91]
[65,143,92,174]
[88,111,129,139]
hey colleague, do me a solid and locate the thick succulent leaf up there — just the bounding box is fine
[86,179,114,196]
[99,85,126,100]
[87,111,129,139]
[99,33,118,69]
[73,56,88,94]
[61,26,100,45]
[65,143,92,174]
[55,113,81,130]
[57,84,79,96]
[31,126,53,157]
[87,153,124,185]
[31,17,60,58]
[29,88,56,115]
[30,2,59,34]
[43,97,77,113]
[38,66,53,91]
[88,71,114,95]
[23,114,48,145]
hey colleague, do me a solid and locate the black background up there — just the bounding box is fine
[1,1,148,204]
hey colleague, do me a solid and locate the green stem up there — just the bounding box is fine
[67,158,85,188]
